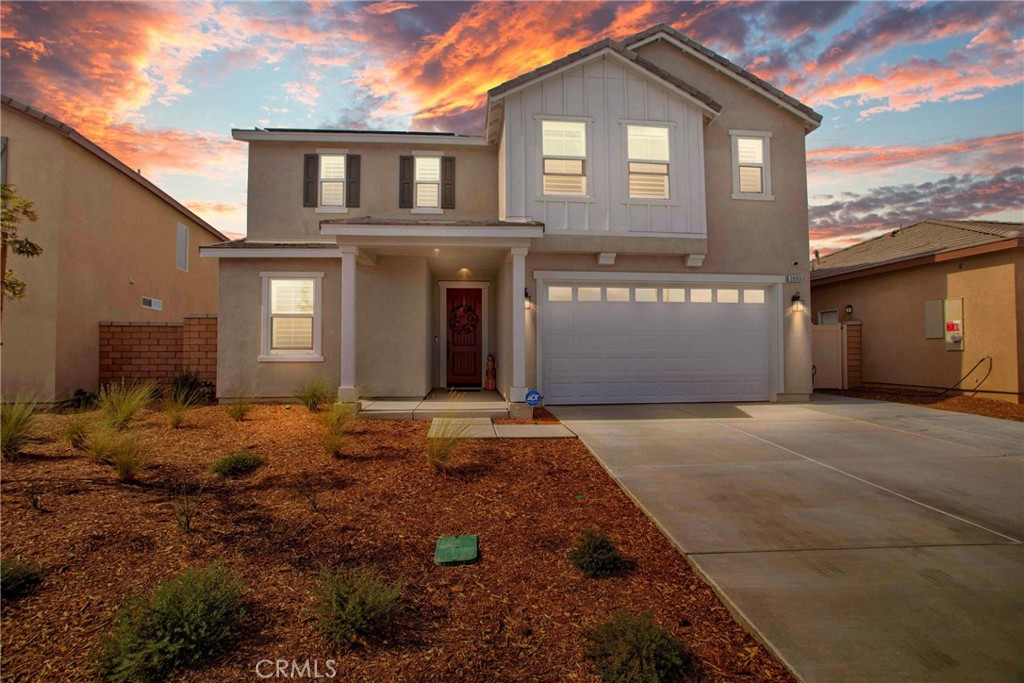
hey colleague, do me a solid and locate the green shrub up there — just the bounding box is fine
[225,395,252,422]
[569,529,627,578]
[98,381,154,430]
[211,451,263,478]
[96,564,245,683]
[65,414,91,451]
[313,567,402,647]
[584,611,695,683]
[1,557,44,600]
[172,482,204,533]
[293,378,333,412]
[1,395,40,460]
[169,368,214,405]
[322,402,359,458]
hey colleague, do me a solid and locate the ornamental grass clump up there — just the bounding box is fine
[86,429,148,482]
[322,402,359,458]
[1,395,40,460]
[172,481,204,533]
[425,393,471,471]
[569,529,627,578]
[211,451,263,478]
[163,385,202,429]
[0,557,44,600]
[313,567,402,648]
[584,610,696,683]
[64,414,91,451]
[98,380,154,430]
[294,377,333,412]
[225,394,252,422]
[95,563,245,683]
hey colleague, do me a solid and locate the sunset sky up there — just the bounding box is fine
[2,0,1022,251]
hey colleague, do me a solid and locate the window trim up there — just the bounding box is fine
[730,130,774,201]
[818,309,839,325]
[315,149,348,213]
[624,122,672,202]
[259,272,324,362]
[411,152,444,214]
[539,117,591,199]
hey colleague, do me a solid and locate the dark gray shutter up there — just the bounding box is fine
[1,136,8,185]
[303,154,318,207]
[346,155,361,208]
[441,156,455,209]
[399,155,414,208]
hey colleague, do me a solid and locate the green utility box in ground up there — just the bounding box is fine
[434,535,479,566]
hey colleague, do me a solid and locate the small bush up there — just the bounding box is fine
[313,567,402,648]
[1,558,44,600]
[1,395,40,460]
[65,414,91,451]
[96,563,245,683]
[87,429,148,481]
[164,386,201,429]
[425,417,471,471]
[584,611,695,683]
[169,368,214,406]
[294,378,333,412]
[225,395,252,422]
[172,482,204,533]
[98,381,154,430]
[322,402,359,458]
[569,529,627,578]
[211,451,263,478]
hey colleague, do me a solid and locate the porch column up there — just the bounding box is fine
[338,245,358,401]
[510,246,528,402]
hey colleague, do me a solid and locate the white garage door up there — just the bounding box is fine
[542,283,771,404]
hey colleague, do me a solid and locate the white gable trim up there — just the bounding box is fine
[488,48,720,120]
[628,33,821,131]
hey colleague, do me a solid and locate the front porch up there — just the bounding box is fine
[359,389,510,420]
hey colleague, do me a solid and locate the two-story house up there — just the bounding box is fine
[201,24,822,407]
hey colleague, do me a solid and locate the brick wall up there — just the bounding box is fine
[99,315,217,388]
[183,315,217,383]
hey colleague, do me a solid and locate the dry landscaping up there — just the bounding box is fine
[2,402,796,682]
[822,388,1024,422]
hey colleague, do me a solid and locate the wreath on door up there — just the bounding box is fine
[448,304,479,335]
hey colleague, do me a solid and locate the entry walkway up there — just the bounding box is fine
[360,389,509,420]
[550,395,1024,683]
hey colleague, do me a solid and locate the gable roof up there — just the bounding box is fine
[810,219,1023,281]
[624,24,822,130]
[484,36,722,143]
[1,94,227,241]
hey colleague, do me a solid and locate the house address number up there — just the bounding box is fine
[786,274,804,283]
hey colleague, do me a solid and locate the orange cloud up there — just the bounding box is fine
[185,200,246,215]
[808,133,1024,175]
[362,2,418,16]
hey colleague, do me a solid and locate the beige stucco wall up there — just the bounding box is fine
[811,249,1023,401]
[246,141,498,241]
[217,258,341,399]
[1,105,221,400]
[357,256,432,397]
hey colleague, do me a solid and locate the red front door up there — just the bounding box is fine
[446,287,482,387]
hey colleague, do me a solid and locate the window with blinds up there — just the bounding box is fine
[627,125,670,200]
[541,120,587,196]
[269,279,315,352]
[730,131,773,199]
[319,154,346,207]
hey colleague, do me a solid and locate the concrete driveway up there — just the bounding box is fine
[550,396,1024,683]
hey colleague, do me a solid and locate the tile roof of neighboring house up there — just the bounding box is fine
[320,216,545,228]
[623,24,822,127]
[1,94,227,241]
[487,37,722,114]
[810,219,1023,281]
[200,239,341,250]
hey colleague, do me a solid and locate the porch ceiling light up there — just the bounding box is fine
[524,287,532,310]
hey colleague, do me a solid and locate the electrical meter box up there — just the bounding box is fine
[944,298,964,352]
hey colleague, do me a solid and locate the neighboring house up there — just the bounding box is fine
[202,24,822,406]
[810,219,1023,403]
[0,95,226,401]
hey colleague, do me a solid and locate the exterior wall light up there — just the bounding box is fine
[845,304,854,315]
[791,292,804,311]
[524,288,532,310]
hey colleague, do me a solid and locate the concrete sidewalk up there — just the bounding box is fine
[551,396,1024,683]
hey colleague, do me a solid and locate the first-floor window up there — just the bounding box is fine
[261,273,323,360]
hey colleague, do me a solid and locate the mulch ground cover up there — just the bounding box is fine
[821,388,1024,422]
[2,405,795,682]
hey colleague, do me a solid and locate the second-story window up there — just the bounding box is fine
[731,130,773,200]
[415,155,441,209]
[319,154,346,208]
[542,120,587,196]
[627,125,670,200]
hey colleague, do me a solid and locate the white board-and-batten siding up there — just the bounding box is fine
[501,56,707,237]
